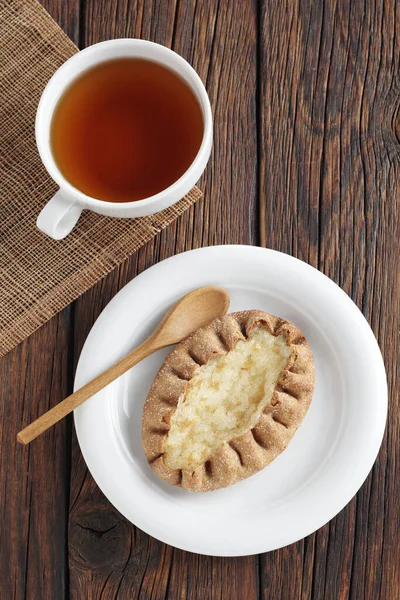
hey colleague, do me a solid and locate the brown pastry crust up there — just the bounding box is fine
[142,310,315,492]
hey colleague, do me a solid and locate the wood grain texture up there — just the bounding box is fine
[0,308,73,599]
[4,0,399,598]
[258,2,400,600]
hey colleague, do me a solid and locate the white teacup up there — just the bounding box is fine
[36,39,212,240]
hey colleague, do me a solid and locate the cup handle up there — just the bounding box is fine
[36,191,82,240]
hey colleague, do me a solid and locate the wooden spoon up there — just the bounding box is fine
[17,286,230,445]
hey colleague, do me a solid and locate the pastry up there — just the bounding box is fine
[142,310,315,492]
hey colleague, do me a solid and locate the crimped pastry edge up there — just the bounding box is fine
[142,310,315,492]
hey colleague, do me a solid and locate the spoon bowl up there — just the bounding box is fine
[150,286,231,346]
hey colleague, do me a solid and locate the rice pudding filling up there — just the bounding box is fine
[164,327,291,471]
[142,310,315,492]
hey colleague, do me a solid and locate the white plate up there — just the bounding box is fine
[74,245,387,556]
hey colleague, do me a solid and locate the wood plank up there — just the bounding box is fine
[258,1,400,598]
[0,3,80,599]
[41,0,81,47]
[68,1,259,598]
[0,308,72,600]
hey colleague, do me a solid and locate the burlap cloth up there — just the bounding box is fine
[0,0,202,357]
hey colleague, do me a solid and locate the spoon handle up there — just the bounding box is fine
[17,338,156,445]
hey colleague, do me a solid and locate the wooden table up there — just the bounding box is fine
[2,1,399,598]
